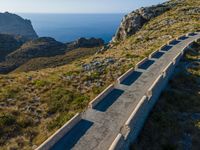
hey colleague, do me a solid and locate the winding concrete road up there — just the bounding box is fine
[51,32,200,150]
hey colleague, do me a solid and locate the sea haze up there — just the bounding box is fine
[20,13,125,43]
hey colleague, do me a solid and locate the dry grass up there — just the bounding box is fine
[0,0,200,149]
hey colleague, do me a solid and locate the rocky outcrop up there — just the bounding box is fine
[112,1,178,42]
[0,12,38,40]
[67,38,104,50]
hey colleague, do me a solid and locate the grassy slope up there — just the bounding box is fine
[0,0,200,149]
[131,42,200,150]
[13,47,101,72]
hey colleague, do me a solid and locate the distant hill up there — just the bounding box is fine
[0,12,38,40]
[0,34,25,62]
[0,37,104,73]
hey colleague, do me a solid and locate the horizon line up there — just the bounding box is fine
[1,11,128,14]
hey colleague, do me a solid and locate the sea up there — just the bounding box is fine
[20,13,125,43]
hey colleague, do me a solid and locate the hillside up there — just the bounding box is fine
[0,34,25,62]
[0,12,38,40]
[131,41,200,150]
[0,0,200,149]
[0,37,104,74]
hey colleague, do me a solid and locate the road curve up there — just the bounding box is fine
[50,32,200,150]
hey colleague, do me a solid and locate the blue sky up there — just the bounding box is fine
[0,0,166,13]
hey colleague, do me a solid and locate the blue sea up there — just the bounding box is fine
[20,13,125,43]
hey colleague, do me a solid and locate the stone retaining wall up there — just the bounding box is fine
[110,32,199,150]
[36,32,199,150]
[135,57,148,69]
[149,50,159,59]
[109,134,124,150]
[89,84,115,108]
[36,113,81,150]
[117,67,135,83]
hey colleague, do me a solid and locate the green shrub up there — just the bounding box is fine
[0,114,16,127]
[33,80,49,88]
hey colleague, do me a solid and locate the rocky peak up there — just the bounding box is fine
[112,1,178,42]
[0,12,38,40]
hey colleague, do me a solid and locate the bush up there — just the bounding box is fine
[0,114,16,127]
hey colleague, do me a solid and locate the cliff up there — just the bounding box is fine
[112,1,178,42]
[0,12,38,40]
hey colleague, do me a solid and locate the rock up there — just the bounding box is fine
[0,12,38,40]
[67,37,104,49]
[112,1,178,42]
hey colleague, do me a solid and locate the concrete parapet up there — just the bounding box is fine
[146,74,163,100]
[160,44,167,50]
[117,67,134,84]
[162,62,173,78]
[135,57,148,69]
[149,50,159,59]
[123,96,147,137]
[168,39,176,45]
[36,113,81,150]
[109,134,124,150]
[176,35,186,40]
[89,84,114,108]
[173,52,182,65]
[186,32,195,37]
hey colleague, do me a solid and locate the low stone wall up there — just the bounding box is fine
[135,57,148,69]
[117,67,135,84]
[187,32,196,36]
[149,50,159,59]
[111,32,199,150]
[160,44,168,51]
[146,74,163,100]
[109,134,124,150]
[168,39,177,45]
[36,113,81,150]
[173,52,182,65]
[36,32,199,150]
[89,84,115,108]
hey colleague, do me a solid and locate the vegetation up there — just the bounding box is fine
[131,42,200,149]
[0,0,200,149]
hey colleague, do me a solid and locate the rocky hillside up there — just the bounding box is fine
[0,34,25,62]
[112,0,187,42]
[0,0,199,149]
[0,37,104,74]
[0,37,66,73]
[0,12,38,40]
